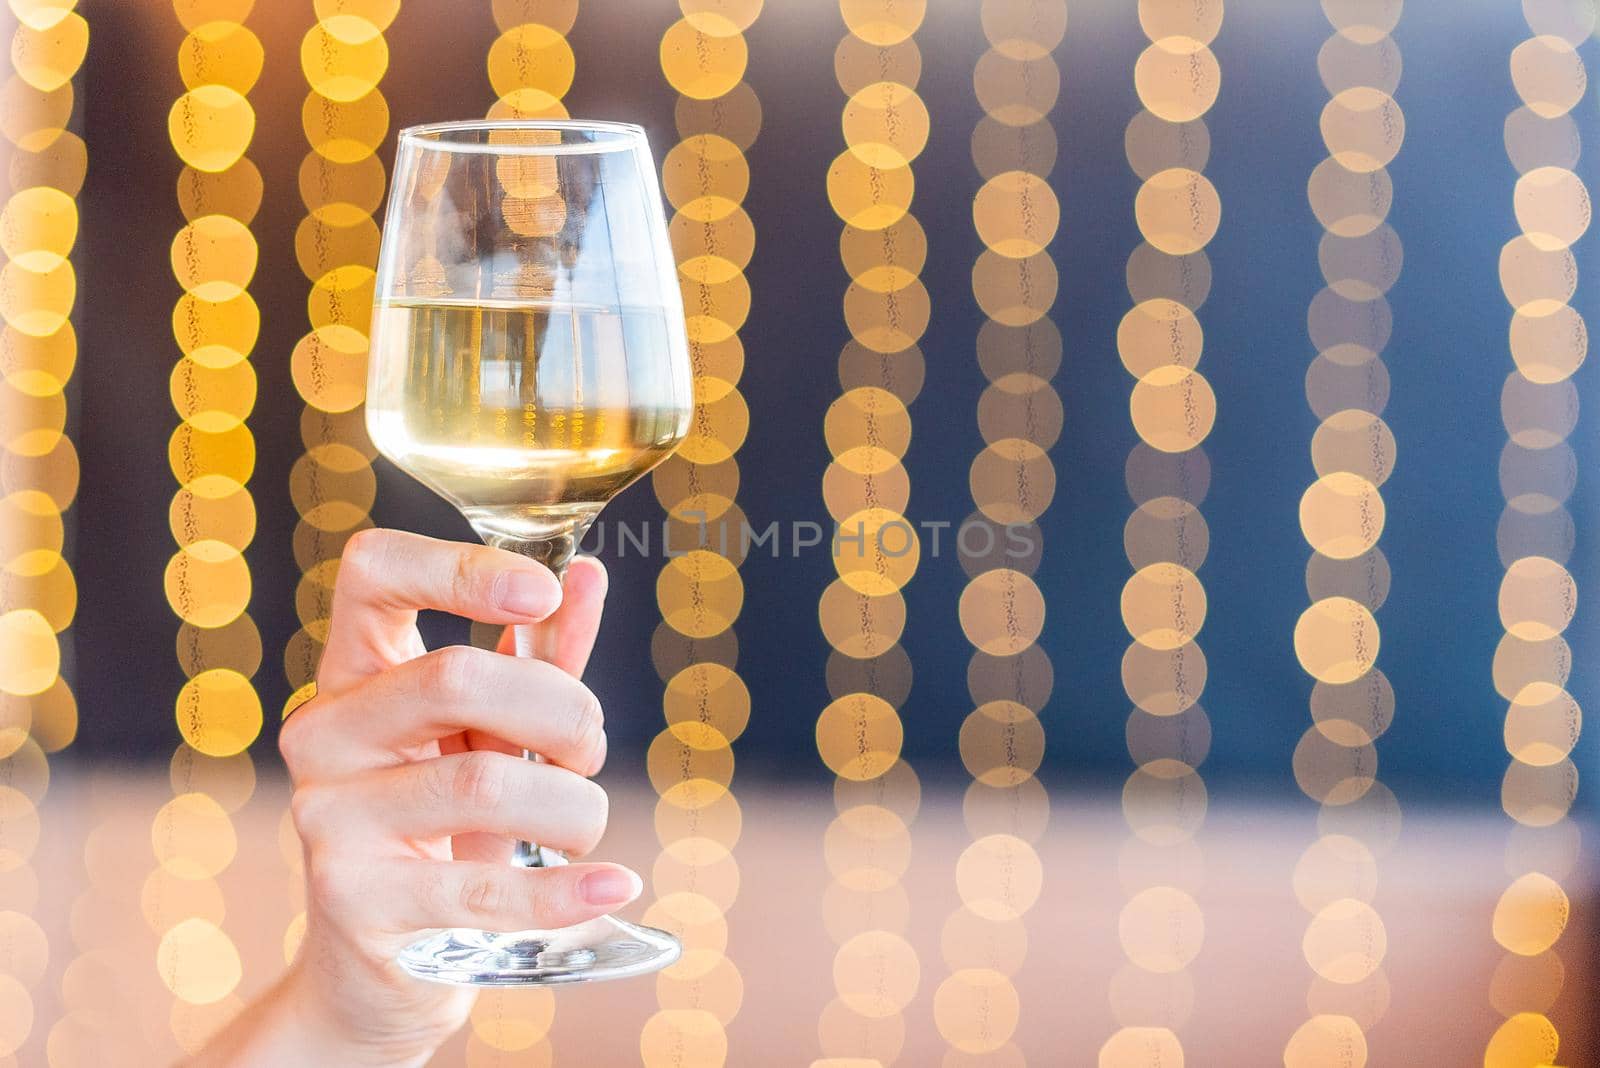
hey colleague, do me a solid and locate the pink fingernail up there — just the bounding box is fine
[501,570,553,617]
[579,869,640,907]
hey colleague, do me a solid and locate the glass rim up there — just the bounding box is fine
[397,119,647,156]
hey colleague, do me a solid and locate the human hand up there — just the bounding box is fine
[194,529,636,1066]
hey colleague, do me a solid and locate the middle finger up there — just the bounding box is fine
[295,751,609,857]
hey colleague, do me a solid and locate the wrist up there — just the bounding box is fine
[187,958,451,1068]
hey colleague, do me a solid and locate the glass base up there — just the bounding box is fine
[397,915,680,986]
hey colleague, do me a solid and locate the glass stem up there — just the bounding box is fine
[483,527,583,870]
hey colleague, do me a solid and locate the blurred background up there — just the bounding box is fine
[2,0,1598,1063]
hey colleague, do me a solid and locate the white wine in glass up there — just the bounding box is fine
[366,120,692,985]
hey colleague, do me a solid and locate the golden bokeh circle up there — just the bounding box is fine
[1293,834,1377,912]
[1513,166,1591,251]
[1504,681,1580,766]
[164,539,251,629]
[941,906,1028,975]
[1502,757,1578,827]
[1139,0,1222,43]
[663,662,751,745]
[0,75,72,153]
[1311,410,1395,486]
[955,834,1041,921]
[659,18,747,101]
[1135,168,1220,255]
[1311,669,1394,746]
[1303,898,1386,983]
[1509,35,1586,118]
[832,929,919,1017]
[979,373,1064,451]
[840,0,925,46]
[834,506,921,597]
[1308,157,1391,237]
[1300,471,1385,560]
[0,610,55,697]
[156,917,241,1005]
[1321,0,1401,38]
[1492,871,1570,956]
[818,579,905,659]
[1129,367,1216,454]
[983,0,1068,56]
[662,133,749,209]
[179,158,264,225]
[179,19,263,95]
[290,324,368,413]
[843,276,929,352]
[0,259,74,338]
[1122,563,1205,650]
[1505,105,1580,177]
[959,700,1045,788]
[827,151,914,231]
[1118,886,1204,973]
[843,80,930,170]
[11,11,86,93]
[303,89,389,164]
[1283,1014,1368,1068]
[1135,38,1220,123]
[1122,764,1207,845]
[1295,596,1379,684]
[487,22,575,100]
[1119,299,1202,379]
[825,805,911,889]
[933,969,1019,1054]
[170,746,257,813]
[1509,304,1587,384]
[169,84,255,174]
[1320,224,1402,300]
[959,568,1045,656]
[1522,0,1597,43]
[973,170,1059,259]
[151,792,236,880]
[974,51,1060,127]
[1483,1013,1560,1068]
[170,214,257,302]
[0,186,76,273]
[972,249,1058,327]
[1498,555,1576,639]
[1490,950,1564,1018]
[1500,234,1576,315]
[1122,641,1205,717]
[175,668,262,757]
[816,693,903,782]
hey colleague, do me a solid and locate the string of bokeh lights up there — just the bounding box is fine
[640,1,762,1065]
[155,0,270,1056]
[455,3,583,1061]
[0,0,86,1059]
[1484,1,1592,1062]
[1286,2,1406,1061]
[810,1,930,1062]
[933,0,1064,1061]
[282,0,399,1006]
[1102,3,1223,1063]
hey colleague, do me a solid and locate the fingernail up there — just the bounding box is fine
[579,869,640,907]
[500,569,554,617]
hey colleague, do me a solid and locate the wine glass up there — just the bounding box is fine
[365,119,691,985]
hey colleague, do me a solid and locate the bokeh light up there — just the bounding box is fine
[644,3,761,1063]
[1110,7,1223,1059]
[1485,9,1589,1055]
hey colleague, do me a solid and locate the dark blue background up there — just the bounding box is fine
[73,1,1597,811]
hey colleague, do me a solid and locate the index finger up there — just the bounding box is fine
[319,529,564,692]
